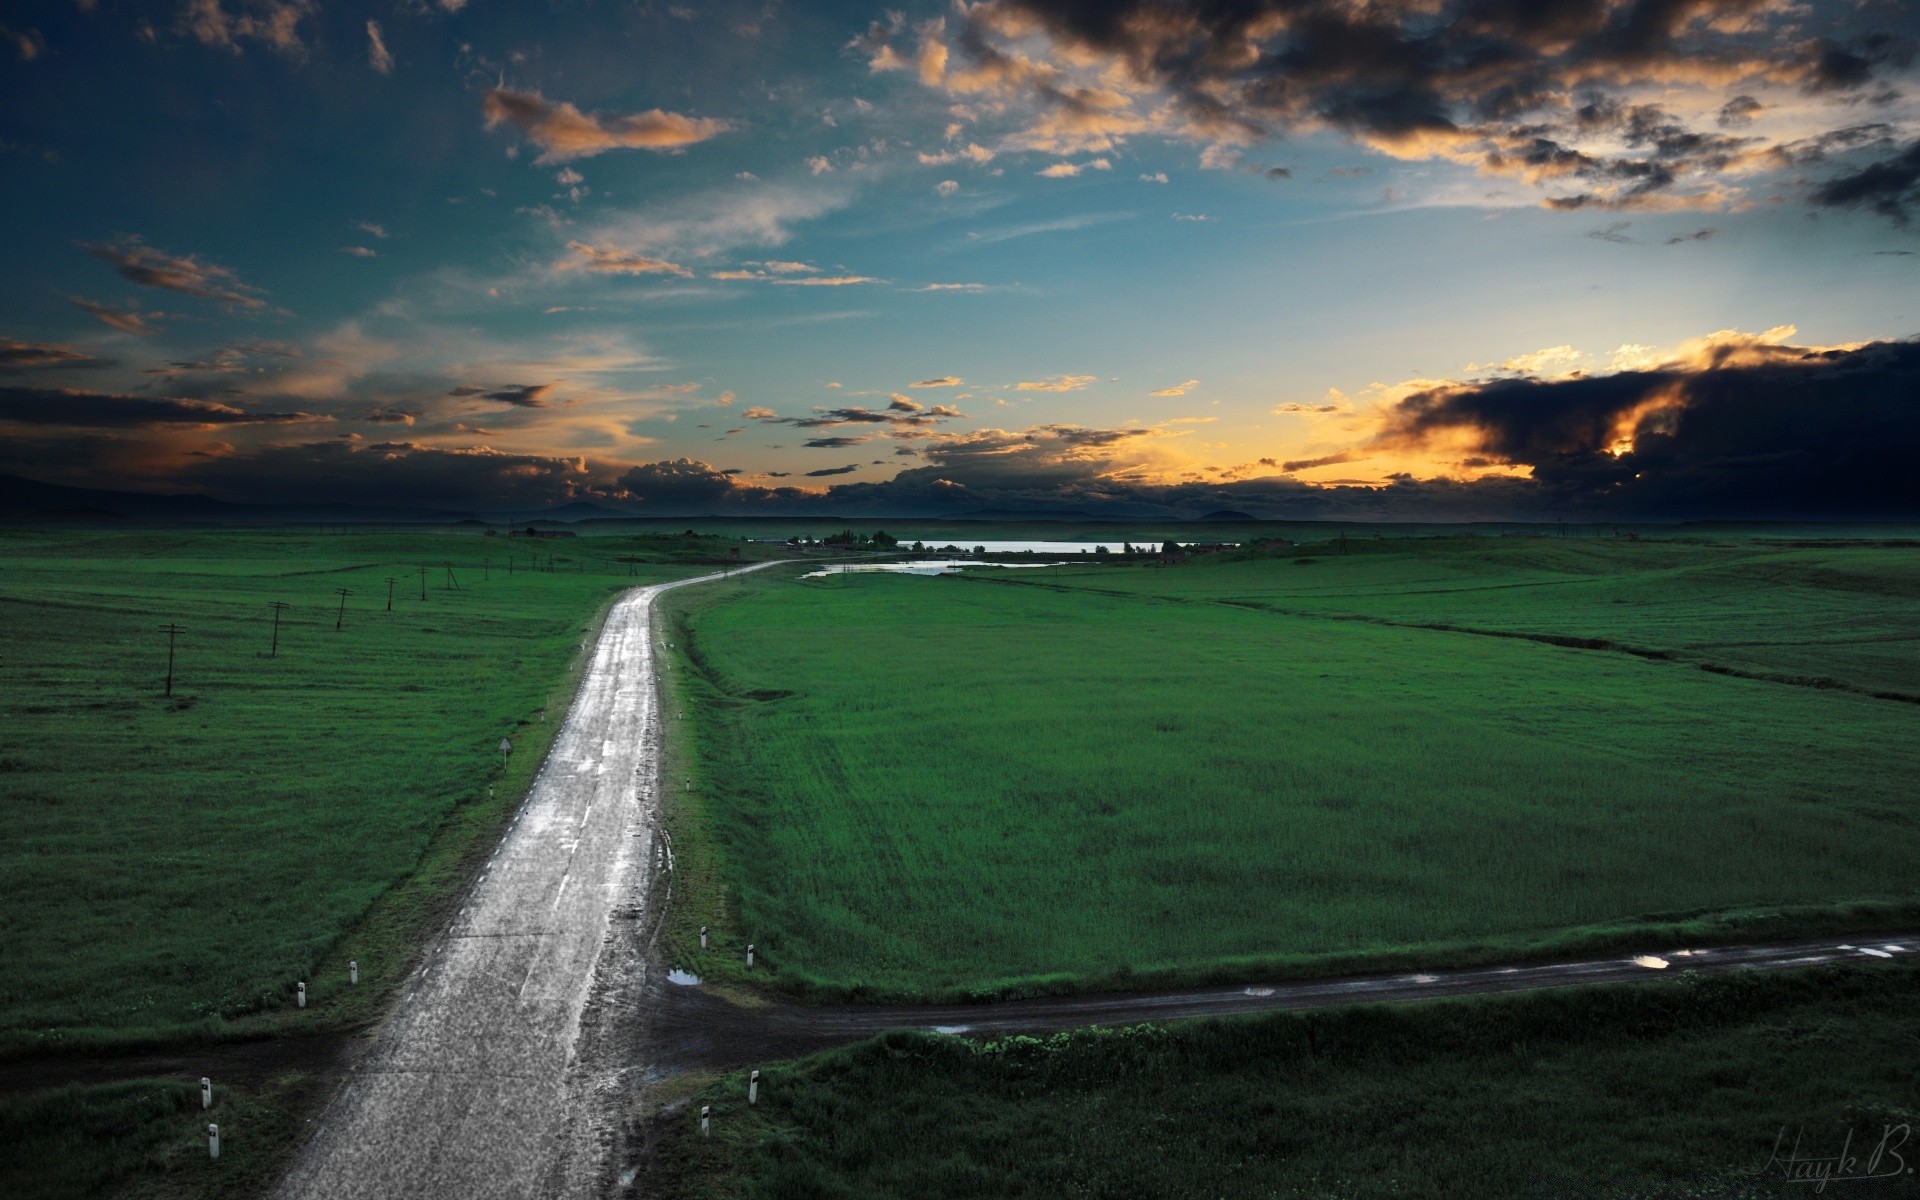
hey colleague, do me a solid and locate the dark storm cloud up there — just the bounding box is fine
[805,464,860,476]
[901,0,1916,217]
[1374,337,1920,518]
[0,385,326,428]
[803,435,870,448]
[449,382,557,407]
[1809,139,1920,225]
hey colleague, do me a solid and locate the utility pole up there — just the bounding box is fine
[444,563,459,590]
[385,577,396,612]
[158,623,184,697]
[267,601,290,658]
[418,565,427,601]
[483,558,490,582]
[334,587,352,632]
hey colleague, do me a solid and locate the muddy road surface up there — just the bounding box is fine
[274,563,778,1200]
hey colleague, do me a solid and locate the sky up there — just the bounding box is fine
[2,0,1917,520]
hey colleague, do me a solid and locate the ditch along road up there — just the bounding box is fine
[272,562,783,1200]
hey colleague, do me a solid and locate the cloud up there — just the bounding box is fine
[356,221,388,240]
[82,238,266,308]
[1810,139,1920,225]
[69,298,158,335]
[770,275,880,286]
[1038,158,1110,177]
[885,0,1917,218]
[1,338,92,370]
[0,385,325,428]
[911,376,962,388]
[340,245,378,258]
[1666,228,1717,244]
[936,179,960,196]
[1282,451,1361,473]
[558,241,693,277]
[914,282,988,292]
[1367,332,1920,517]
[1587,222,1638,244]
[805,464,859,476]
[365,19,392,73]
[4,22,46,61]
[803,436,869,448]
[179,0,314,57]
[363,409,416,425]
[1150,379,1197,396]
[482,87,732,164]
[1015,374,1096,392]
[743,401,967,430]
[579,180,852,259]
[1140,172,1168,183]
[449,382,557,408]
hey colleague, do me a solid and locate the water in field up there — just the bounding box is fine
[912,539,1236,553]
[801,560,1067,578]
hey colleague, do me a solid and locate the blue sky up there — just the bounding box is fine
[2,0,1917,517]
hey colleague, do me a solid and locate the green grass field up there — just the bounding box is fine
[658,963,1920,1200]
[0,528,748,1050]
[662,536,1920,1000]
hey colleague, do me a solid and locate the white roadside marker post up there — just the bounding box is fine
[296,982,306,1009]
[749,1070,759,1106]
[700,925,708,950]
[746,944,754,969]
[349,960,358,985]
[207,1123,220,1160]
[200,1078,212,1110]
[700,1106,710,1138]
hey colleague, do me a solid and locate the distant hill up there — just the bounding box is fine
[0,474,475,525]
[1196,510,1256,521]
[949,508,1104,521]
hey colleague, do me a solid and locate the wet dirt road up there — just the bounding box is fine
[647,933,1919,1076]
[274,563,778,1200]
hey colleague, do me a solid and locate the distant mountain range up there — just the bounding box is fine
[0,475,478,525]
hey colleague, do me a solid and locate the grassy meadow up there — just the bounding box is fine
[658,962,1920,1200]
[0,527,744,1050]
[661,536,1920,999]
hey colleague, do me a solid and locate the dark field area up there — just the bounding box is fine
[663,536,1920,1000]
[657,962,1920,1200]
[0,529,740,1050]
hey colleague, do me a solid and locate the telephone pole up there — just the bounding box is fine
[267,601,290,658]
[385,577,396,612]
[334,587,353,632]
[483,558,490,582]
[418,564,427,601]
[158,623,184,697]
[444,563,459,590]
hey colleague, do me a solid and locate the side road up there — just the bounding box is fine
[273,562,782,1200]
[646,933,1919,1075]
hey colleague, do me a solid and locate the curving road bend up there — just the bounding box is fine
[275,563,779,1200]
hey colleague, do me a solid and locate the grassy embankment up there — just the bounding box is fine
[0,528,752,1199]
[658,537,1920,1001]
[657,960,1920,1200]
